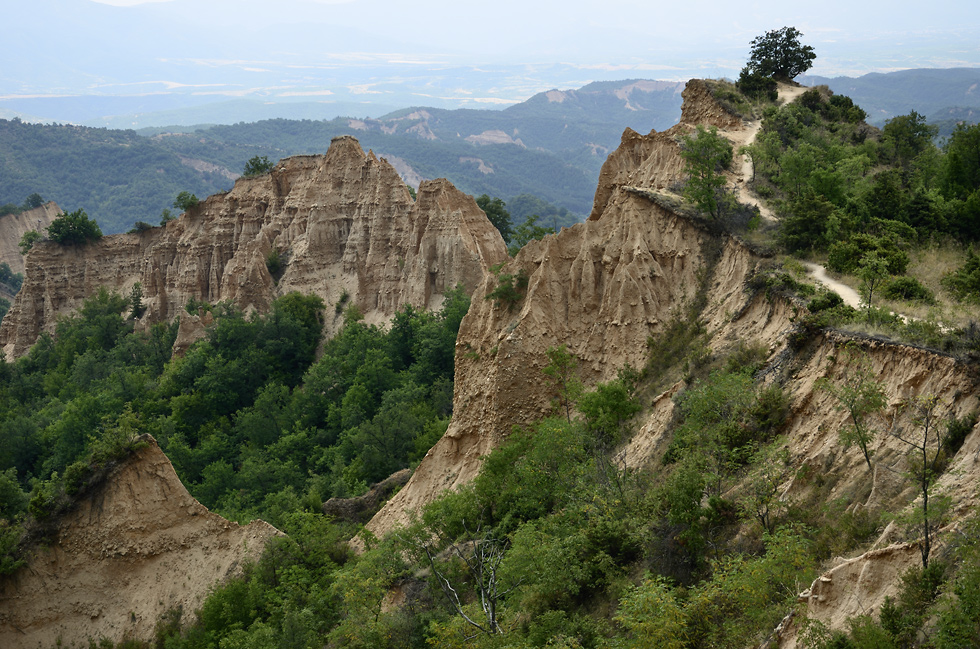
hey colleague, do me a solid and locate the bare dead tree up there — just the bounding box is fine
[419,523,521,637]
[891,394,951,568]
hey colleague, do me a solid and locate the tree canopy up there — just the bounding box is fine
[476,194,513,244]
[46,208,102,245]
[680,125,733,219]
[745,26,816,81]
[172,191,199,213]
[242,155,274,178]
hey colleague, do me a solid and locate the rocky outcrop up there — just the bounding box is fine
[588,79,742,221]
[0,436,280,649]
[0,137,508,358]
[366,78,980,636]
[0,202,59,276]
[323,468,413,525]
[366,80,772,537]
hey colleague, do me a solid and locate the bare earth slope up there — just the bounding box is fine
[0,136,508,358]
[367,79,777,537]
[366,80,980,646]
[0,436,281,649]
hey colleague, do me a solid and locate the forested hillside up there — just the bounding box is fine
[803,67,980,127]
[0,119,233,234]
[4,69,980,649]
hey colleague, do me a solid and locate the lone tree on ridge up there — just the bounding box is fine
[744,26,816,81]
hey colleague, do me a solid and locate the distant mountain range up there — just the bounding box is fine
[803,67,980,127]
[3,69,979,237]
[0,80,685,234]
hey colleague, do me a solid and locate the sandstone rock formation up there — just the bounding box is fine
[588,78,742,221]
[0,436,280,649]
[366,79,766,537]
[0,202,59,276]
[365,80,980,649]
[0,136,508,358]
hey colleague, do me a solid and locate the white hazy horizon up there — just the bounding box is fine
[3,0,978,123]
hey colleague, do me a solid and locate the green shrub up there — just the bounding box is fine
[0,522,26,575]
[736,68,778,101]
[18,229,42,254]
[334,289,350,314]
[941,249,980,303]
[944,412,978,458]
[881,276,936,303]
[485,268,529,311]
[62,461,92,496]
[27,478,60,521]
[646,317,708,386]
[827,234,909,275]
[808,291,844,313]
[127,221,154,233]
[184,296,211,315]
[172,191,199,212]
[243,155,274,177]
[577,377,641,447]
[266,249,282,278]
[47,209,102,245]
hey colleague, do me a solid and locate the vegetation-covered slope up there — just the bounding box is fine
[0,119,233,234]
[4,67,980,649]
[803,68,980,126]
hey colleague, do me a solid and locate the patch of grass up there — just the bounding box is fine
[704,79,756,120]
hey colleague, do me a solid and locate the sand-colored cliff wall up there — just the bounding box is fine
[0,137,508,358]
[0,436,281,649]
[366,79,770,537]
[0,202,60,276]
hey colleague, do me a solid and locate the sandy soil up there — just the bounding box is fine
[803,262,864,308]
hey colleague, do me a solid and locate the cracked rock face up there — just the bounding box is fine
[0,436,282,649]
[365,79,766,538]
[0,202,60,276]
[0,136,508,358]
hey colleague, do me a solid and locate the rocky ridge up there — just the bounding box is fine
[365,80,980,644]
[0,136,508,358]
[0,436,280,649]
[366,79,761,536]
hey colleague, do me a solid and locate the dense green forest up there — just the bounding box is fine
[4,74,980,648]
[0,119,233,234]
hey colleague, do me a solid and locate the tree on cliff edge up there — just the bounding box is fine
[46,208,102,245]
[744,26,816,82]
[476,194,513,244]
[680,125,734,220]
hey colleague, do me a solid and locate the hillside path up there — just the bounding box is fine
[725,83,809,222]
[803,262,864,309]
[723,85,876,312]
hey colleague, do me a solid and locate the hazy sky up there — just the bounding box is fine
[79,0,978,71]
[4,0,979,121]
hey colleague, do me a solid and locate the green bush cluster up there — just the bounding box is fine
[0,285,470,568]
[756,90,980,319]
[941,247,980,303]
[485,266,530,311]
[47,208,102,245]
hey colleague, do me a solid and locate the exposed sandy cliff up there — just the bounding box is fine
[0,436,280,649]
[366,80,980,646]
[0,136,508,358]
[366,79,768,537]
[0,202,59,276]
